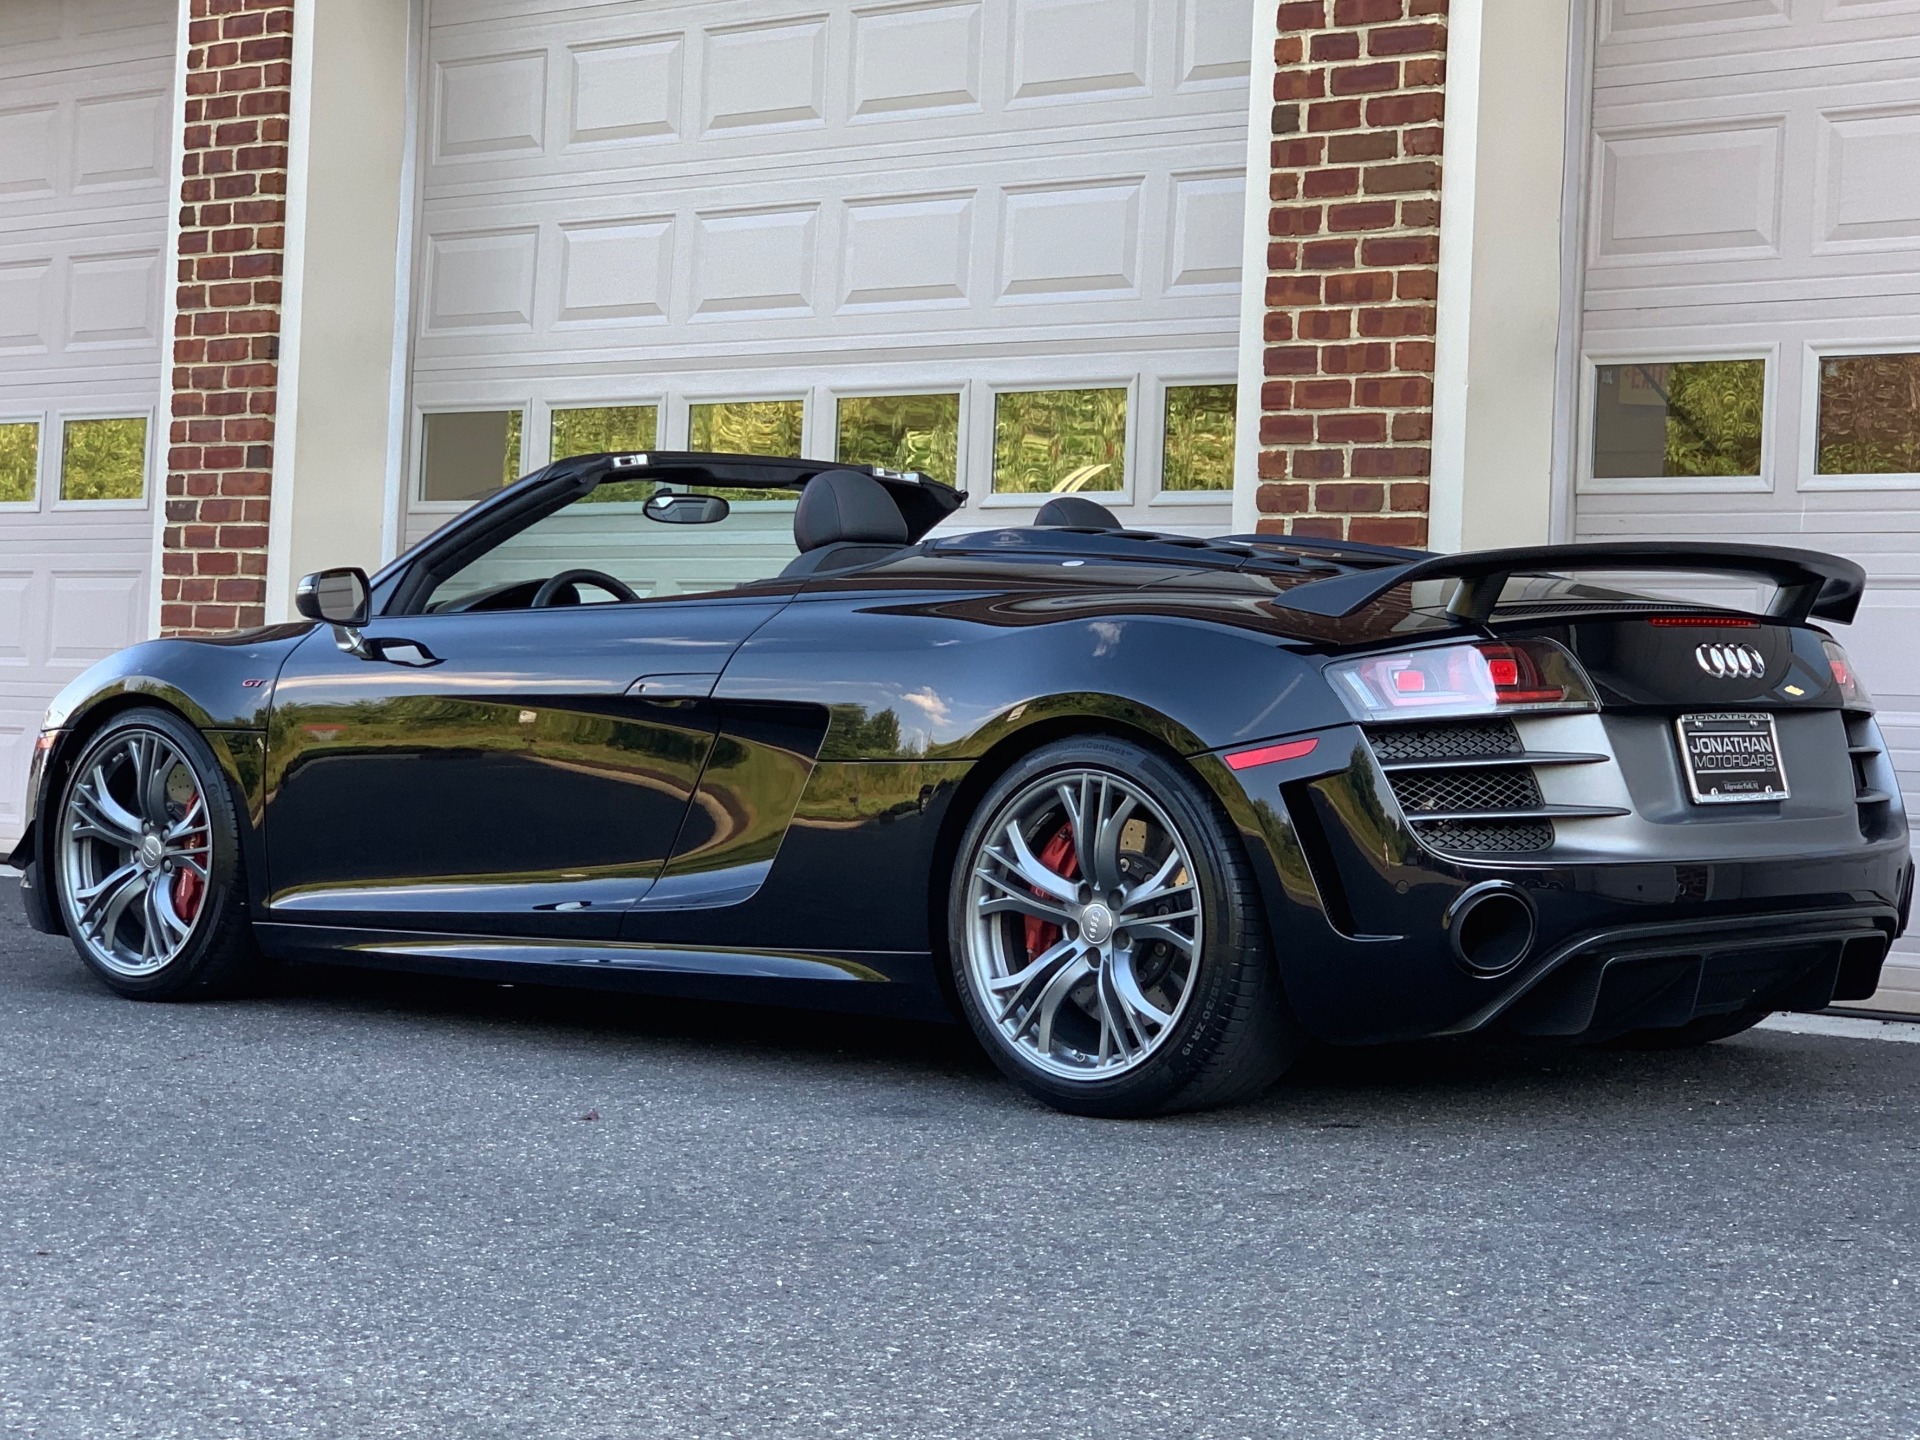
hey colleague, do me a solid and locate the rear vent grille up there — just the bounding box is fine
[1366,721,1523,764]
[1844,711,1896,840]
[1391,767,1543,815]
[1362,719,1622,859]
[1416,819,1556,855]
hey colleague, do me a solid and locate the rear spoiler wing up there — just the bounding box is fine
[1271,541,1866,626]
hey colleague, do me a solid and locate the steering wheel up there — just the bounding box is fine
[531,568,641,608]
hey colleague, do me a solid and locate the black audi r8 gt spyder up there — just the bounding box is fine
[13,451,1910,1115]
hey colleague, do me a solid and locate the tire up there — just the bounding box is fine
[1607,1008,1772,1050]
[51,706,266,1000]
[948,736,1303,1117]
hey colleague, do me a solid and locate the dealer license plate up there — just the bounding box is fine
[1675,712,1788,805]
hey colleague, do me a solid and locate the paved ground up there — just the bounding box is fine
[2,897,1917,1440]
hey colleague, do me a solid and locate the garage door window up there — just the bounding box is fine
[60,417,147,502]
[1162,384,1236,492]
[1816,353,1920,478]
[992,387,1127,495]
[836,393,960,484]
[421,410,523,502]
[0,422,37,504]
[551,404,658,466]
[690,399,804,458]
[1591,360,1765,480]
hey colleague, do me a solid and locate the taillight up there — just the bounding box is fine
[1328,638,1597,722]
[1823,638,1872,710]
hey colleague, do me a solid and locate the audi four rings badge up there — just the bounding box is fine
[1695,643,1767,680]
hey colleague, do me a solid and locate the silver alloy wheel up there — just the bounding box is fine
[58,728,213,978]
[962,767,1202,1080]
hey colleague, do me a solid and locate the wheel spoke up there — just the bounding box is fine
[70,777,143,850]
[1088,789,1138,894]
[989,936,1084,1023]
[86,867,148,948]
[1112,951,1177,1037]
[1094,963,1138,1065]
[976,870,1075,926]
[1124,915,1199,956]
[1119,849,1190,913]
[148,881,192,950]
[164,793,207,845]
[1029,952,1095,1054]
[992,822,1080,905]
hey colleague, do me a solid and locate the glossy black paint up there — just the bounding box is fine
[18,455,1909,1045]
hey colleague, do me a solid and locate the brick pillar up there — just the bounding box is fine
[1256,0,1447,549]
[161,1,296,636]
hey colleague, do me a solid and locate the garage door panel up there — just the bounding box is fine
[1576,4,1920,1009]
[0,0,169,846]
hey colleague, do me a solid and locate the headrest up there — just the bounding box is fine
[1034,495,1121,529]
[793,470,909,553]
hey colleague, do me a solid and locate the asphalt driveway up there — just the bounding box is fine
[2,895,1916,1440]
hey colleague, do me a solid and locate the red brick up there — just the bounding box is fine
[1349,516,1429,547]
[1355,306,1436,338]
[1330,63,1401,96]
[1367,92,1444,127]
[1266,346,1321,376]
[1261,414,1315,445]
[1325,201,1398,232]
[1315,481,1386,512]
[1328,131,1398,164]
[1318,343,1395,374]
[1317,413,1389,444]
[1267,274,1323,306]
[1306,99,1364,132]
[1355,375,1434,407]
[1289,516,1346,540]
[1390,482,1431,512]
[1297,310,1352,340]
[1392,412,1433,442]
[1397,268,1438,301]
[1309,31,1362,61]
[1301,238,1357,270]
[1264,311,1294,342]
[1257,450,1289,481]
[1302,168,1360,199]
[1370,22,1446,55]
[1295,379,1354,410]
[1351,447,1432,478]
[1277,1,1327,27]
[1292,450,1347,479]
[1364,161,1441,195]
[1273,137,1325,168]
[1324,270,1396,304]
[1257,482,1313,514]
[1395,340,1437,372]
[1362,235,1440,267]
[1274,69,1325,102]
[1334,0,1403,20]
[1269,204,1323,237]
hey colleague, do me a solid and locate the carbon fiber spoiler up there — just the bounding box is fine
[1271,541,1866,626]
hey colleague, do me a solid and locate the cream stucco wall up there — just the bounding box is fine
[1428,0,1584,554]
[265,0,416,620]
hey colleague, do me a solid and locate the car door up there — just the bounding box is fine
[262,593,788,937]
[260,465,805,938]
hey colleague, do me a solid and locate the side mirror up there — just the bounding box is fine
[643,491,730,525]
[295,567,371,627]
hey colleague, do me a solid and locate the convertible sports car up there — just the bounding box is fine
[12,451,1910,1115]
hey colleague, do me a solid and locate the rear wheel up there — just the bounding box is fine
[53,707,265,1000]
[948,736,1301,1117]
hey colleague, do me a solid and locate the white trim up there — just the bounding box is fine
[1797,339,1920,493]
[1427,0,1486,556]
[1230,0,1276,535]
[1547,0,1597,544]
[264,0,319,623]
[146,0,194,637]
[382,0,427,564]
[1573,345,1778,497]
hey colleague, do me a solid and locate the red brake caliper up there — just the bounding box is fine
[170,788,207,923]
[1023,825,1081,959]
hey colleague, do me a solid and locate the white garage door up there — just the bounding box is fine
[0,0,172,844]
[1571,1,1920,1012]
[404,0,1253,558]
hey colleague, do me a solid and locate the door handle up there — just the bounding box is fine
[368,637,442,667]
[626,672,719,701]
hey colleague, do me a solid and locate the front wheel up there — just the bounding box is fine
[948,736,1301,1117]
[53,707,266,1000]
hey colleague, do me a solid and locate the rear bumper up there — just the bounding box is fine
[1202,726,1911,1046]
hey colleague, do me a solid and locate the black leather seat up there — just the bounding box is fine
[780,470,911,578]
[1033,495,1121,529]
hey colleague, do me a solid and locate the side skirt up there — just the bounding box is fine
[252,922,955,1021]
